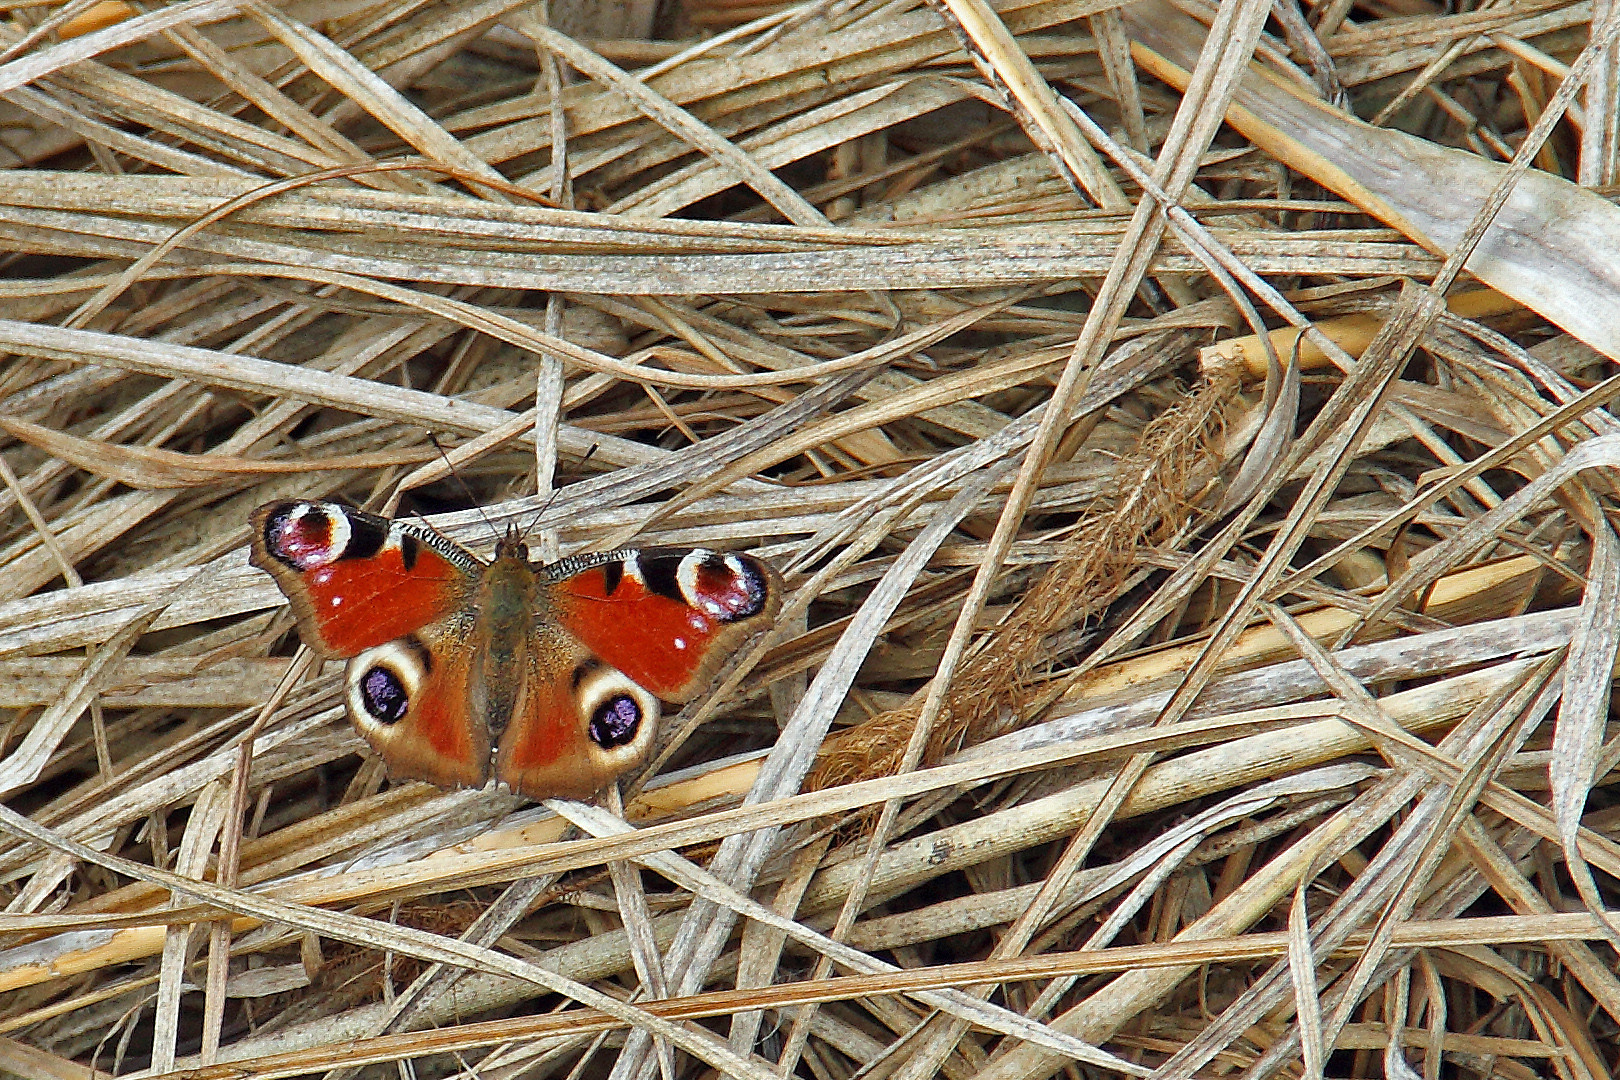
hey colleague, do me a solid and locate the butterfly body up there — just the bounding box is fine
[249,500,780,799]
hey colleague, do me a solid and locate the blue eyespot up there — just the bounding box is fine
[589,695,641,748]
[360,666,408,723]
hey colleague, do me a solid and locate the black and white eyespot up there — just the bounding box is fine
[262,501,354,571]
[676,550,771,622]
[572,663,659,755]
[345,638,432,728]
[259,500,460,578]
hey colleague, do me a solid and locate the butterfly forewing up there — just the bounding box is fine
[250,501,476,657]
[547,548,782,701]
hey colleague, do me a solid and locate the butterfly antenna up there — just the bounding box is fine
[428,433,505,541]
[520,441,598,541]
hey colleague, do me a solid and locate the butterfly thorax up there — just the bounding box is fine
[469,553,539,735]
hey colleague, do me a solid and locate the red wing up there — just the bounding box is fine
[250,501,479,657]
[494,627,660,800]
[343,613,491,791]
[547,549,780,702]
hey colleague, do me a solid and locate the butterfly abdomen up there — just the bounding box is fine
[470,554,541,735]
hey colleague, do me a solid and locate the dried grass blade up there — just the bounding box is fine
[150,780,229,1073]
[0,1036,110,1080]
[1456,816,1620,1028]
[129,908,1620,1080]
[0,416,433,489]
[1123,0,1620,359]
[1552,516,1620,949]
[1266,603,1564,1057]
[1353,433,1620,641]
[0,597,162,794]
[0,0,239,95]
[524,22,826,227]
[240,2,507,191]
[929,0,1125,209]
[1287,865,1327,1080]
[729,832,831,1054]
[549,800,1149,1076]
[0,802,788,1080]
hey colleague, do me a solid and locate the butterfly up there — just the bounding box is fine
[248,500,781,800]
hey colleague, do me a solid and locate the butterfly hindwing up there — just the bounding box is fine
[344,613,492,790]
[546,548,782,701]
[493,627,662,800]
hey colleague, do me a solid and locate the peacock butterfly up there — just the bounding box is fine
[248,500,780,800]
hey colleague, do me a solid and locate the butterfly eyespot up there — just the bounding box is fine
[678,552,771,622]
[358,665,409,724]
[263,502,351,571]
[346,640,430,732]
[588,694,642,749]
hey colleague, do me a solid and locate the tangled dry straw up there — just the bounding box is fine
[1,0,1619,1077]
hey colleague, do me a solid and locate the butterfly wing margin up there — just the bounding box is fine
[249,500,479,657]
[546,549,781,702]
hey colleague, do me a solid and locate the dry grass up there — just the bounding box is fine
[0,0,1618,1077]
